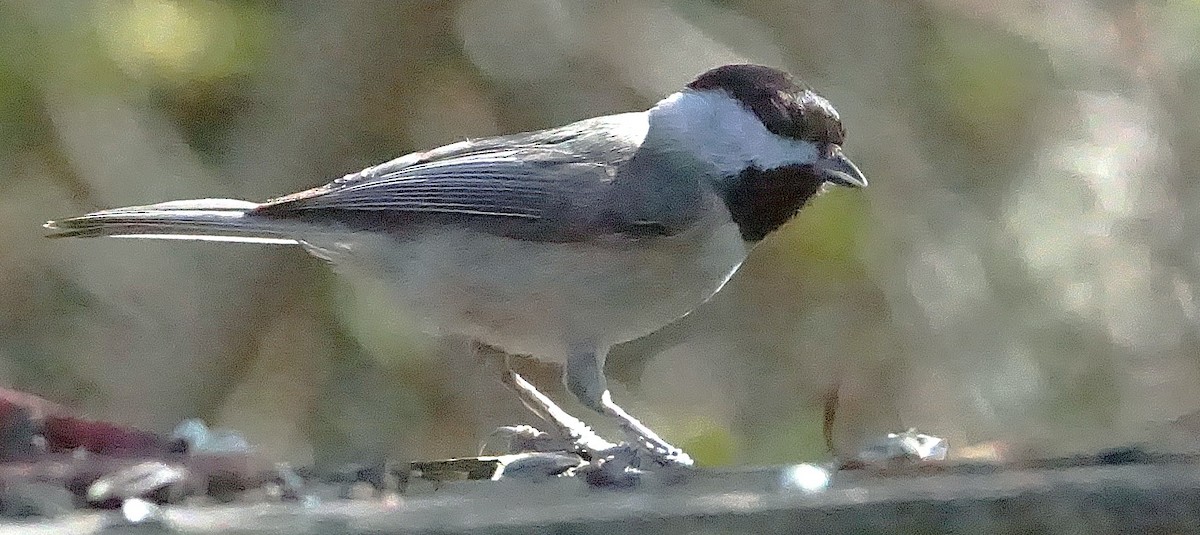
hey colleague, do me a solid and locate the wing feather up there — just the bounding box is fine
[256,145,601,221]
[250,113,684,241]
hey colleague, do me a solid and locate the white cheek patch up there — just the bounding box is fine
[649,90,819,175]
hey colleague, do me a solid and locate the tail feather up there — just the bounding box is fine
[45,198,300,245]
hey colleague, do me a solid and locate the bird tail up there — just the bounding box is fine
[44,198,300,244]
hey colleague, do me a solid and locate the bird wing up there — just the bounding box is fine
[261,145,592,220]
[254,116,683,241]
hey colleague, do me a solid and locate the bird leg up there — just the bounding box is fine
[565,348,694,468]
[597,391,694,467]
[498,366,616,458]
[498,350,694,470]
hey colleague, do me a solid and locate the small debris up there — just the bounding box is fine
[494,452,585,480]
[854,429,948,465]
[171,419,250,454]
[324,461,388,498]
[118,498,163,525]
[411,457,505,482]
[85,461,187,507]
[274,462,305,501]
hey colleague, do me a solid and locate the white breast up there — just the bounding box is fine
[298,213,748,362]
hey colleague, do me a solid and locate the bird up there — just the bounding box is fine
[46,64,867,470]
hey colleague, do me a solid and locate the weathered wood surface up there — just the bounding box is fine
[5,457,1200,534]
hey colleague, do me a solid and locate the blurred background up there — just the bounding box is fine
[2,0,1199,469]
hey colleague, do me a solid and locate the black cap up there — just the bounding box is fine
[687,64,845,146]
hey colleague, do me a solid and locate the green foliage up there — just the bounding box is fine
[679,420,739,467]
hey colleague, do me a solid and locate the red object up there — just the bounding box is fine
[0,388,176,458]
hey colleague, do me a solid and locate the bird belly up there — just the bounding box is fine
[298,221,747,361]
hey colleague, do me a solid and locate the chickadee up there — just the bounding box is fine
[46,64,866,469]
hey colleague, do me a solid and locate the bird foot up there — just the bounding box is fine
[634,441,694,468]
[497,369,694,477]
[485,424,609,455]
[599,390,694,468]
[486,426,678,485]
[487,420,693,480]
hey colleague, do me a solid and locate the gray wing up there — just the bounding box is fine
[253,115,689,241]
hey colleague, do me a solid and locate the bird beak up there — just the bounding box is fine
[815,146,867,188]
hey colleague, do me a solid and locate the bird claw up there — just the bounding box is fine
[497,369,694,477]
[488,421,692,483]
[579,443,643,487]
[645,444,694,468]
[484,424,594,455]
[619,428,694,468]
